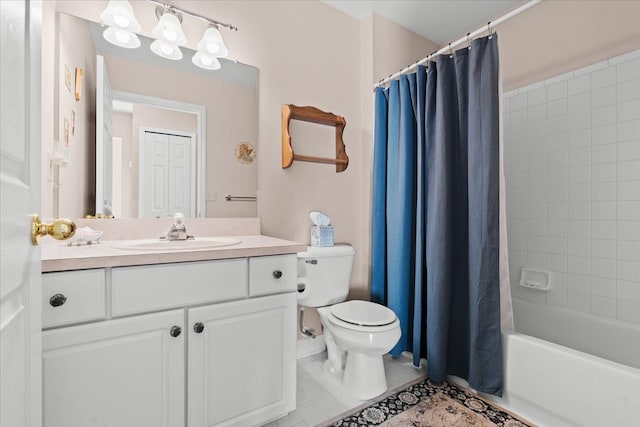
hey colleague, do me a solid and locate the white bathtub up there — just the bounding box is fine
[513,298,640,369]
[468,313,640,427]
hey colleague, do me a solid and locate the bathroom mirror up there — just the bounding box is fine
[49,12,258,219]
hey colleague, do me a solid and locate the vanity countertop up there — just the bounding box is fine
[41,235,306,272]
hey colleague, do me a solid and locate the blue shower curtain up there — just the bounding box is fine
[371,35,503,396]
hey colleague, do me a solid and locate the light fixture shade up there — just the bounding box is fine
[100,0,141,32]
[150,39,183,60]
[196,27,228,58]
[152,12,187,46]
[192,52,221,70]
[103,27,140,49]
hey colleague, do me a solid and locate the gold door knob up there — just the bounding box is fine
[31,214,76,246]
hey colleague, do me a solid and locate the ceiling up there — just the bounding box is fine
[323,0,524,45]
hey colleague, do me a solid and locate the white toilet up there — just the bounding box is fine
[297,245,401,400]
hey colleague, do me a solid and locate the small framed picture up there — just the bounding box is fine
[71,110,76,136]
[234,142,256,164]
[65,65,72,91]
[75,67,83,101]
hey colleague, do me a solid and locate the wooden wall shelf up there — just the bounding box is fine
[281,104,349,172]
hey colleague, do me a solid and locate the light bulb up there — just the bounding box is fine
[200,55,213,66]
[162,27,177,42]
[113,14,130,28]
[115,30,131,44]
[206,42,221,55]
[150,39,183,60]
[192,52,221,70]
[161,44,174,55]
[103,26,140,49]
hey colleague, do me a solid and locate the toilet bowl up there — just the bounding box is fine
[317,300,401,400]
[297,245,401,400]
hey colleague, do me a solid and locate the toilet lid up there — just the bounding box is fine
[330,300,397,326]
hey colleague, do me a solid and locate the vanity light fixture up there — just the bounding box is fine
[149,0,237,69]
[195,26,229,58]
[100,0,238,69]
[100,0,141,49]
[100,0,141,32]
[191,25,226,70]
[149,6,186,60]
[151,7,187,46]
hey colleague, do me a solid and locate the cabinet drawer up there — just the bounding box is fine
[42,269,106,328]
[112,259,248,316]
[249,254,297,296]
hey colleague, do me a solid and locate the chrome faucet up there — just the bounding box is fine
[161,213,193,241]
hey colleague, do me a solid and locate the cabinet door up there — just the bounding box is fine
[188,293,296,427]
[43,310,185,427]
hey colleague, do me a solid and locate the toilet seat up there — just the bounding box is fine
[327,300,399,332]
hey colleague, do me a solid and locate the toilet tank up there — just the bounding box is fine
[297,245,355,307]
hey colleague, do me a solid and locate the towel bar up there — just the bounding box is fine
[225,195,257,202]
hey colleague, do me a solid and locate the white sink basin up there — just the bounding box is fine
[112,237,242,251]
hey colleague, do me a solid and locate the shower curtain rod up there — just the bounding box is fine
[373,0,543,89]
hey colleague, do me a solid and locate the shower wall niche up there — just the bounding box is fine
[503,50,640,330]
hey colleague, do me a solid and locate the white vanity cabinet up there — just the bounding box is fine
[42,309,185,427]
[188,293,296,427]
[41,254,298,427]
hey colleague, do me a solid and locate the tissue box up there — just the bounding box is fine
[310,225,334,247]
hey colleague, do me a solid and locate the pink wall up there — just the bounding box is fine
[371,13,441,83]
[55,12,97,217]
[499,0,640,91]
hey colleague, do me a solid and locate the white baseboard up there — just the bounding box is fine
[296,335,326,359]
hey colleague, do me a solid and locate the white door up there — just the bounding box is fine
[42,310,185,427]
[96,55,113,215]
[141,130,193,218]
[187,294,296,427]
[0,1,42,426]
[168,134,192,215]
[142,131,169,218]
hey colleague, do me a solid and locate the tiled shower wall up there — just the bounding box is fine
[504,49,640,325]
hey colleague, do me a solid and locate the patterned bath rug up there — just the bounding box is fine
[319,377,534,427]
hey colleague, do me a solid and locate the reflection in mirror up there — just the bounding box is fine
[109,95,200,219]
[48,12,258,219]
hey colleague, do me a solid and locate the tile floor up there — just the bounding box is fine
[264,351,426,427]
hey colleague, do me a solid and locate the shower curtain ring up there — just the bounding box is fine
[488,21,493,39]
[467,33,472,49]
[448,43,453,58]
